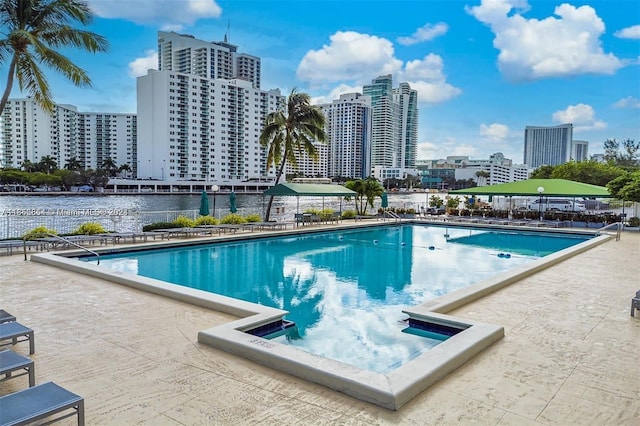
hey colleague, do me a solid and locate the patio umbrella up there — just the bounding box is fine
[199,190,210,216]
[381,192,388,209]
[229,191,237,213]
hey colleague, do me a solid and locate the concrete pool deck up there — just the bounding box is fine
[0,228,638,424]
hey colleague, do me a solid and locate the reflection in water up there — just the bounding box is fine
[94,225,590,373]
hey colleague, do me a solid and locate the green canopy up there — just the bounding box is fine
[381,192,389,208]
[449,179,611,198]
[263,183,356,197]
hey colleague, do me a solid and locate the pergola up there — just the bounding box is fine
[448,179,611,198]
[449,179,612,216]
[263,183,357,214]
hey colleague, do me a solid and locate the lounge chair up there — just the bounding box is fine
[631,290,640,317]
[0,381,84,425]
[0,322,34,354]
[0,310,16,324]
[0,349,35,388]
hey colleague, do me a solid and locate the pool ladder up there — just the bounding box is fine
[596,222,622,241]
[23,232,101,264]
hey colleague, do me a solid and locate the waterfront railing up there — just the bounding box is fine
[0,208,254,240]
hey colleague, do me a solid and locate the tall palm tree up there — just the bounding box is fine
[259,88,326,221]
[64,156,82,170]
[0,0,109,115]
[37,154,57,174]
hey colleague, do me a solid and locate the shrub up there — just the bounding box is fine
[406,208,416,215]
[172,215,195,228]
[304,208,321,215]
[73,222,106,235]
[220,213,247,224]
[142,222,179,232]
[628,217,640,227]
[244,213,262,223]
[22,226,57,240]
[341,210,356,219]
[195,216,219,226]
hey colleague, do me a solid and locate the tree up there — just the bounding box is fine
[101,158,117,176]
[550,161,625,187]
[117,163,131,178]
[259,88,326,220]
[603,138,640,169]
[530,165,555,179]
[0,0,109,115]
[607,170,640,202]
[37,155,57,174]
[345,177,384,215]
[20,159,35,172]
[64,157,82,171]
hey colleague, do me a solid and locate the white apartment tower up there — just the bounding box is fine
[318,93,372,179]
[137,71,282,181]
[158,31,261,89]
[0,98,136,171]
[523,123,573,168]
[137,32,282,181]
[362,75,418,172]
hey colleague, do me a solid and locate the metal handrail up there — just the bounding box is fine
[23,232,101,263]
[596,222,622,241]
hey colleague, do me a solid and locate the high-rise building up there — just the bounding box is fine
[571,140,589,162]
[137,71,282,181]
[158,31,261,89]
[317,93,372,179]
[0,98,136,171]
[523,123,573,168]
[394,82,418,169]
[136,32,284,181]
[362,75,418,173]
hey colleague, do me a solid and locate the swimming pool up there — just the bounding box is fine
[83,225,591,373]
[34,222,606,409]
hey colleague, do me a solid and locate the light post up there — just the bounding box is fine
[211,184,219,218]
[161,160,165,181]
[537,186,545,221]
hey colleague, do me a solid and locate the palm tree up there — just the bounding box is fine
[117,163,131,178]
[101,158,117,176]
[37,155,57,174]
[259,88,326,220]
[0,0,109,115]
[64,156,82,171]
[345,177,384,215]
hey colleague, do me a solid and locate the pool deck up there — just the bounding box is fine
[0,225,639,425]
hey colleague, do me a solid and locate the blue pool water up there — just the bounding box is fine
[87,225,590,373]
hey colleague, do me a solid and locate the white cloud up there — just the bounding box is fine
[614,25,640,39]
[297,31,402,83]
[297,32,461,105]
[311,84,363,105]
[479,123,509,141]
[467,0,624,80]
[397,23,448,45]
[128,50,158,78]
[398,54,462,103]
[613,96,640,109]
[552,103,606,131]
[88,0,222,25]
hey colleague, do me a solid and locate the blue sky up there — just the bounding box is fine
[9,0,639,164]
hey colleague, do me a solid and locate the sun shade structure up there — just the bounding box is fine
[263,183,357,197]
[263,183,357,215]
[449,179,611,198]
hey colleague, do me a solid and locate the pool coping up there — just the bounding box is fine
[30,224,612,410]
